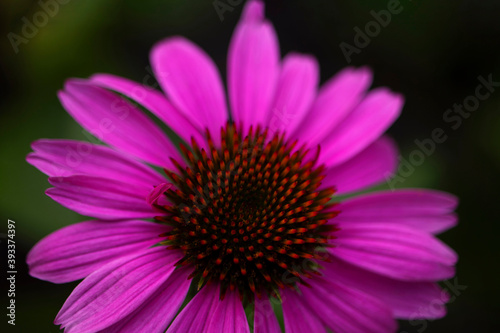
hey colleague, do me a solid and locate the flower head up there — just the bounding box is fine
[27,1,458,332]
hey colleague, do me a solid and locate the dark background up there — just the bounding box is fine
[1,0,499,332]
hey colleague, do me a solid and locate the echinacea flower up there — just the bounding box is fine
[27,1,458,332]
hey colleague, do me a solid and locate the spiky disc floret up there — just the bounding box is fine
[156,123,339,299]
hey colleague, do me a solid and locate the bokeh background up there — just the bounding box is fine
[1,0,499,332]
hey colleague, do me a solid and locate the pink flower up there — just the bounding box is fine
[27,1,458,332]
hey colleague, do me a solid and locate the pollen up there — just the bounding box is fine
[155,123,339,300]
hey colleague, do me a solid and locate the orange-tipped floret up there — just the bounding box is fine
[159,123,339,300]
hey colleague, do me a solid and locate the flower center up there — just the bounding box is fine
[157,124,338,299]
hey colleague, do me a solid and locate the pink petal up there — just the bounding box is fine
[241,0,265,22]
[281,288,327,333]
[150,37,228,141]
[90,73,205,144]
[167,284,250,333]
[55,246,182,332]
[166,283,218,332]
[292,67,372,146]
[27,139,165,188]
[254,295,281,333]
[319,88,404,167]
[301,277,397,333]
[330,223,457,281]
[27,220,167,283]
[266,53,319,136]
[321,257,450,319]
[322,136,398,195]
[336,189,458,234]
[336,214,458,236]
[46,175,158,219]
[103,266,192,333]
[59,79,182,168]
[146,182,171,206]
[228,5,280,130]
[338,189,458,216]
[205,288,251,333]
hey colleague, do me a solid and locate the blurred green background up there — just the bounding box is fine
[1,0,499,332]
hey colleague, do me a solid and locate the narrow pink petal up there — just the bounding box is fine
[55,247,182,332]
[103,266,192,333]
[27,139,165,188]
[27,220,167,283]
[150,37,228,141]
[90,73,205,144]
[228,7,280,130]
[205,287,251,333]
[166,283,218,332]
[319,88,404,167]
[46,175,158,219]
[336,189,458,234]
[281,288,327,333]
[322,257,450,319]
[254,295,281,333]
[59,79,182,168]
[338,189,458,216]
[322,136,398,195]
[335,214,458,235]
[292,67,372,146]
[167,284,250,333]
[330,223,457,281]
[146,182,171,206]
[266,53,319,136]
[241,0,265,22]
[301,278,397,333]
